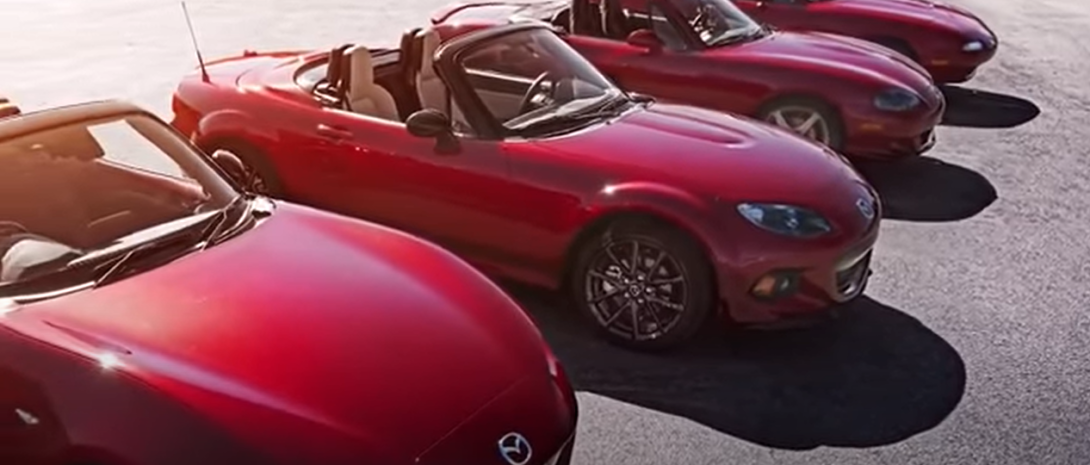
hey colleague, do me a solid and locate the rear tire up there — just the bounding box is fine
[205,140,285,197]
[569,217,716,351]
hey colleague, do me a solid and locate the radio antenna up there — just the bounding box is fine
[181,2,210,83]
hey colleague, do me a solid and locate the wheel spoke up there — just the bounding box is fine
[647,296,684,312]
[602,304,627,327]
[629,301,640,340]
[644,302,666,331]
[588,269,623,288]
[589,285,623,304]
[650,275,683,286]
[604,245,627,271]
[796,113,821,133]
[644,250,665,276]
[770,111,790,127]
[629,241,639,273]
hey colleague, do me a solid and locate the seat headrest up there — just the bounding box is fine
[346,45,375,93]
[415,28,442,75]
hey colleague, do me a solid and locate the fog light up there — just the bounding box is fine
[751,271,801,299]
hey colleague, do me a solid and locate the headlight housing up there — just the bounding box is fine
[962,40,985,52]
[874,87,921,112]
[736,203,832,238]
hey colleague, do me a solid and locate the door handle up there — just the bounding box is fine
[316,124,352,141]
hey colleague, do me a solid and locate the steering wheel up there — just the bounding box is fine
[0,221,28,237]
[518,71,558,115]
[689,6,717,36]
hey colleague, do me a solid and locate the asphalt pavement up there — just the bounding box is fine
[3,0,1087,464]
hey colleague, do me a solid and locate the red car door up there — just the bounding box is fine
[300,107,526,266]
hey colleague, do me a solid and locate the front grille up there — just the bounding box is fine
[835,252,871,298]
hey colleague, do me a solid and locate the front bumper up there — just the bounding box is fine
[714,211,881,327]
[923,34,998,83]
[842,91,945,160]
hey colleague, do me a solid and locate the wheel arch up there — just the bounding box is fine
[864,35,919,61]
[559,183,723,297]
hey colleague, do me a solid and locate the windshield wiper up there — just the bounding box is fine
[515,96,632,134]
[707,25,766,47]
[90,237,187,288]
[198,194,250,252]
[90,196,250,288]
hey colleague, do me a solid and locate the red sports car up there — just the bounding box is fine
[0,101,577,464]
[733,0,999,83]
[170,21,881,350]
[430,0,946,160]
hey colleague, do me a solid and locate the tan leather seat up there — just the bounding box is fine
[346,45,399,121]
[415,28,449,115]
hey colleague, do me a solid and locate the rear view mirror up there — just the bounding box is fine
[210,149,248,186]
[626,29,662,51]
[406,109,460,154]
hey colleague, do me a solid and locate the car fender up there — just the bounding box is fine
[578,181,732,264]
[193,108,279,151]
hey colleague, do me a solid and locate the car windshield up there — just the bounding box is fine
[0,112,238,289]
[457,28,626,132]
[668,0,763,47]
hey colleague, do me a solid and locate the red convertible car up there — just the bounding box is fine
[733,0,999,83]
[430,0,945,160]
[170,22,881,350]
[0,101,577,464]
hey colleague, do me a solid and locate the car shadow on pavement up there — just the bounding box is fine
[939,85,1041,128]
[512,287,966,451]
[853,156,997,222]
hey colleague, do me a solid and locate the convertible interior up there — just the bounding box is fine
[0,121,209,252]
[301,25,599,132]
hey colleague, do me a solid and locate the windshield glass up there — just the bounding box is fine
[0,112,237,287]
[457,28,624,132]
[668,0,762,47]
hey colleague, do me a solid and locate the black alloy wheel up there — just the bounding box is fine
[571,219,715,351]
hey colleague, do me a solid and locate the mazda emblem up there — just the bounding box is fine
[856,197,875,220]
[497,432,532,465]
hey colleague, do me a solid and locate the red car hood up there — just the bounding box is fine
[5,203,562,462]
[536,102,868,203]
[822,0,991,33]
[723,29,935,91]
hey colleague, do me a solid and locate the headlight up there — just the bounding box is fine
[874,88,921,112]
[736,203,832,238]
[963,40,984,52]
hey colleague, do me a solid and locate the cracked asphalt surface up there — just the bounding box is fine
[3,0,1087,463]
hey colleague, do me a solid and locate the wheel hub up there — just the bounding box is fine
[587,241,686,341]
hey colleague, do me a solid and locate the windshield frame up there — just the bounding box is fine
[0,104,247,295]
[642,0,765,50]
[436,22,631,139]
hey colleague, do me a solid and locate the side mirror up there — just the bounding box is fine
[406,109,460,154]
[210,149,248,186]
[626,29,662,51]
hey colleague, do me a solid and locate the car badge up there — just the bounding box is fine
[856,197,876,220]
[497,432,532,465]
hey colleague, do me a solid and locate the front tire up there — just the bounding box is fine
[570,218,716,351]
[757,97,845,152]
